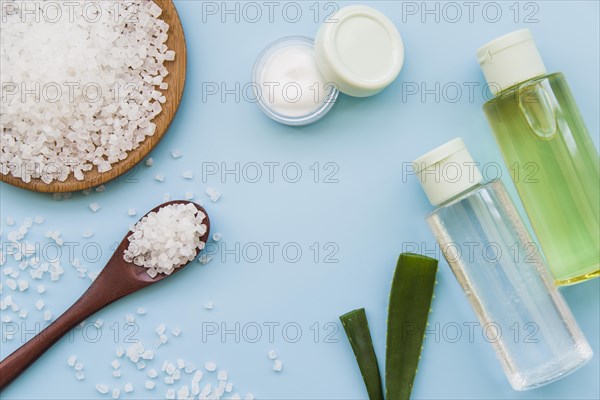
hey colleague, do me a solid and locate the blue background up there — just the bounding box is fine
[1,1,599,399]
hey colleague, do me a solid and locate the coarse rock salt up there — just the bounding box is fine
[182,171,194,179]
[128,208,137,217]
[1,1,174,184]
[89,203,101,213]
[273,359,283,372]
[145,158,154,166]
[96,384,109,394]
[123,203,207,276]
[204,362,217,372]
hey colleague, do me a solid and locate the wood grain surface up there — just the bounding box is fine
[0,0,187,193]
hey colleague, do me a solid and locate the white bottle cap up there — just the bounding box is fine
[314,5,404,97]
[413,138,483,206]
[476,29,547,96]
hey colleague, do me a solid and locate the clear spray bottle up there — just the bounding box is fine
[413,138,592,390]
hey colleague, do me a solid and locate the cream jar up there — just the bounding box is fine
[253,5,405,126]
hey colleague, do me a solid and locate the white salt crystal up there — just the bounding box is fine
[145,158,154,166]
[74,362,84,371]
[67,355,77,367]
[112,370,122,378]
[89,203,101,213]
[111,388,120,399]
[34,216,44,224]
[96,384,109,394]
[96,185,106,193]
[35,299,45,310]
[182,171,193,179]
[6,217,15,226]
[177,358,185,369]
[212,233,222,241]
[94,319,104,328]
[204,301,214,310]
[218,370,228,381]
[127,209,137,217]
[116,347,124,358]
[205,362,217,372]
[268,350,277,360]
[273,359,283,372]
[155,174,165,182]
[136,307,147,315]
[172,327,181,337]
[111,359,121,369]
[171,150,182,159]
[145,380,155,390]
[124,383,133,393]
[165,388,175,399]
[75,371,85,381]
[125,314,135,323]
[44,310,52,321]
[147,368,158,378]
[36,284,46,294]
[82,230,94,238]
[184,192,194,200]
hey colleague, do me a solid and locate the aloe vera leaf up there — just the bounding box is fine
[386,252,438,400]
[340,308,384,400]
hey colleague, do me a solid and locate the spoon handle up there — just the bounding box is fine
[0,261,130,390]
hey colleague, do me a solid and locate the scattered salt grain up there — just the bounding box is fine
[6,217,15,226]
[94,319,104,328]
[111,359,121,369]
[96,384,109,394]
[204,301,214,310]
[156,323,166,335]
[125,314,135,324]
[163,193,171,202]
[111,388,120,399]
[136,307,147,315]
[171,150,182,159]
[96,185,106,193]
[89,203,101,213]
[116,347,125,358]
[218,370,228,381]
[82,230,94,238]
[44,310,53,321]
[206,187,221,202]
[182,171,194,179]
[124,383,133,393]
[37,284,46,294]
[245,394,255,400]
[171,327,181,337]
[184,191,194,200]
[75,370,85,381]
[226,383,233,392]
[212,233,222,241]
[268,350,277,360]
[123,203,207,276]
[177,358,185,369]
[146,158,154,167]
[145,380,156,390]
[147,368,158,378]
[137,361,146,370]
[112,370,122,378]
[2,314,13,323]
[192,370,203,382]
[166,388,175,399]
[273,359,283,372]
[128,209,137,217]
[155,174,165,182]
[205,362,217,372]
[35,299,45,310]
[198,254,213,265]
[74,362,84,371]
[67,355,77,367]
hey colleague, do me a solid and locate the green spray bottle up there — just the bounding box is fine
[478,29,599,285]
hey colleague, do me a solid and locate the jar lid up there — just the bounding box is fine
[314,5,404,97]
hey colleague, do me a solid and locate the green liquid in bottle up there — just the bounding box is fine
[484,73,599,285]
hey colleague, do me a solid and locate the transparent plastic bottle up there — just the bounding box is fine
[413,138,592,391]
[477,29,599,285]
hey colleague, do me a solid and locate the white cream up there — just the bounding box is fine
[258,44,329,117]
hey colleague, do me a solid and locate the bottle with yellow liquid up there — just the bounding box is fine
[478,29,600,285]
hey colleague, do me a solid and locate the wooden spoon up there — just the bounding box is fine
[0,200,210,390]
[0,0,187,193]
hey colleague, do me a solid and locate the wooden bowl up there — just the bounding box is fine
[0,0,186,193]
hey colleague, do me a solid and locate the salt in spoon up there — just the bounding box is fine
[0,200,210,390]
